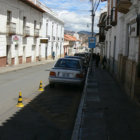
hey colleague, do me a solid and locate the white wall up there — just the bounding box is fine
[0,0,64,65]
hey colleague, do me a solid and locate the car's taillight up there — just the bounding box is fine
[50,71,56,76]
[76,73,84,78]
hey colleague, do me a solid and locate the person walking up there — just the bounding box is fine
[52,51,55,60]
[96,53,100,68]
[102,56,107,69]
[65,52,67,56]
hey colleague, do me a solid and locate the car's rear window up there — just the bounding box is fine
[74,53,85,57]
[55,59,81,69]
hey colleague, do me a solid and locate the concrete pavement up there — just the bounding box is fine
[72,62,140,140]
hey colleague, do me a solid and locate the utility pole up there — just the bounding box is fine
[89,0,100,69]
[91,0,95,55]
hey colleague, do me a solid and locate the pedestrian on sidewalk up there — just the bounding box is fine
[96,53,100,68]
[65,52,67,56]
[101,56,107,69]
[52,51,55,60]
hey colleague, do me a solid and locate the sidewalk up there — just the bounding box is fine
[0,59,55,74]
[72,62,140,140]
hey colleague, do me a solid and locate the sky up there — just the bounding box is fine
[40,0,107,33]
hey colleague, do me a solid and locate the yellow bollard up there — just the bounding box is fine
[38,80,44,91]
[16,91,24,108]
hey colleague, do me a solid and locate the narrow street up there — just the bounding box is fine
[0,0,140,139]
[0,62,83,140]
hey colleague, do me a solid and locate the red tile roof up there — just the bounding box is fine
[64,34,78,41]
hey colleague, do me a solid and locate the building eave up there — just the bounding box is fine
[19,0,45,12]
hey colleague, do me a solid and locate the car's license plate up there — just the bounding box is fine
[58,72,71,78]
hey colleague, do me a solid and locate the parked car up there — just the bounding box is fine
[65,55,88,71]
[74,53,90,66]
[49,58,86,88]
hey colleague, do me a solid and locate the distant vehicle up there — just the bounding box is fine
[74,52,90,66]
[49,58,86,88]
[74,53,86,59]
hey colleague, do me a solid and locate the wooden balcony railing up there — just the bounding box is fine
[7,22,16,35]
[99,26,105,42]
[117,0,132,14]
[23,26,30,37]
[105,16,112,31]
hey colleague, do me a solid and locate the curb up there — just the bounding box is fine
[0,60,56,74]
[71,66,91,140]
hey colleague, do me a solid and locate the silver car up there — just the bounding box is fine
[49,58,85,88]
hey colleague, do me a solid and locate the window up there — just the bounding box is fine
[56,24,58,36]
[7,11,12,24]
[46,22,48,35]
[23,17,26,28]
[52,23,54,36]
[40,22,42,29]
[15,45,18,50]
[32,45,35,50]
[34,20,36,29]
[126,24,130,56]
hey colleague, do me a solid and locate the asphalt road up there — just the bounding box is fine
[0,62,54,125]
[0,62,83,140]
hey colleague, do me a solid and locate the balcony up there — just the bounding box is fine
[23,26,30,37]
[34,28,39,37]
[7,22,16,35]
[105,16,112,31]
[117,0,132,14]
[111,7,117,26]
[99,26,105,42]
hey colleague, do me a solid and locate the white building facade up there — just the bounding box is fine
[0,0,64,67]
[102,0,140,100]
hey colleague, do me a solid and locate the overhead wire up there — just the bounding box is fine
[94,0,101,12]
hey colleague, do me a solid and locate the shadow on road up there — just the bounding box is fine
[0,84,83,140]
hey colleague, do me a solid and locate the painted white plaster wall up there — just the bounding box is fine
[0,0,42,60]
[0,0,64,63]
[105,0,140,65]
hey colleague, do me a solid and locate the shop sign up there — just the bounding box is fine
[129,15,139,37]
[12,35,20,44]
[40,38,48,43]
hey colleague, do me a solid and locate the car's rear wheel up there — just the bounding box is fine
[50,83,55,88]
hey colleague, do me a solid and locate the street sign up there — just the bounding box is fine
[88,37,96,48]
[40,39,48,43]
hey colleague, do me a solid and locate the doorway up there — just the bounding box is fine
[113,36,116,73]
[32,45,36,62]
[6,45,11,65]
[45,44,48,59]
[15,45,19,65]
[23,46,26,63]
